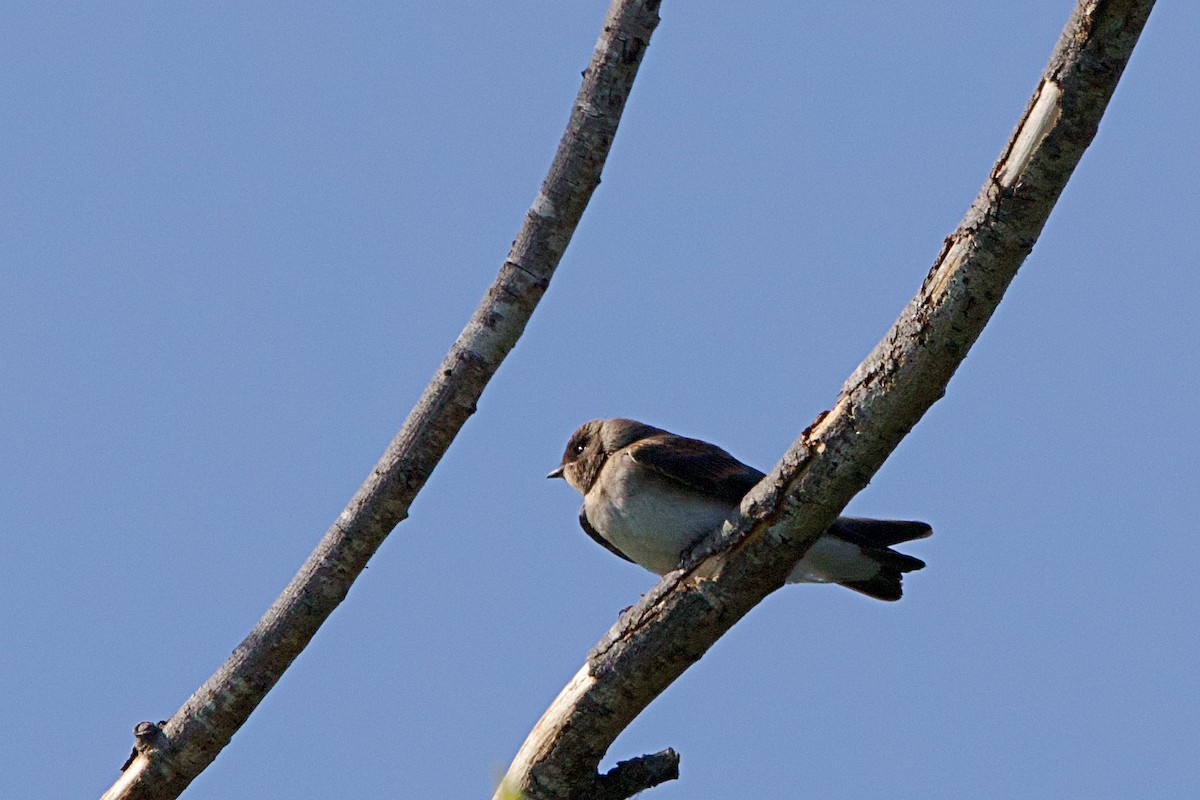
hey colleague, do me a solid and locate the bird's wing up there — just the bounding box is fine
[579,506,635,563]
[829,516,933,547]
[625,434,764,505]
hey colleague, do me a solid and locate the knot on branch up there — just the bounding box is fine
[119,720,168,771]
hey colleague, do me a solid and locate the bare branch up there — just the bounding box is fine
[496,2,1155,798]
[100,2,662,798]
[595,749,680,800]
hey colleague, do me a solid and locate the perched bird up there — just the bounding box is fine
[549,418,931,601]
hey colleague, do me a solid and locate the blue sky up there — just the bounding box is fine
[3,3,1197,798]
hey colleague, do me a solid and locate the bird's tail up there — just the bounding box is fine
[831,517,932,602]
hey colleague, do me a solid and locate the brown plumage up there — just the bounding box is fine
[549,418,931,601]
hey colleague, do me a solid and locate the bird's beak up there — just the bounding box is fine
[546,466,565,479]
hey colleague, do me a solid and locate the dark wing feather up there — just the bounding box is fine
[626,434,764,505]
[829,517,932,548]
[579,506,634,563]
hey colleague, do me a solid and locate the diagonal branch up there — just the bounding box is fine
[100,2,662,798]
[496,2,1155,798]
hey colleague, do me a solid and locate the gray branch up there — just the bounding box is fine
[99,2,662,798]
[495,2,1155,798]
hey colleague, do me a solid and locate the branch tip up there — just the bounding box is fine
[596,748,681,800]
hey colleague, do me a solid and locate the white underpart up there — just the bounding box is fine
[584,452,880,583]
[787,535,879,583]
[585,456,728,574]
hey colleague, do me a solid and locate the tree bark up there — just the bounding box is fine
[495,2,1156,798]
[99,2,662,799]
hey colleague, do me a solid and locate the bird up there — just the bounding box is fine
[548,418,931,601]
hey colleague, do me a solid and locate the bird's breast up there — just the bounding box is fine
[585,454,735,575]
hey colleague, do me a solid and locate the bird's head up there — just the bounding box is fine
[548,418,664,494]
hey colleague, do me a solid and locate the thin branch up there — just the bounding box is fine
[595,749,680,800]
[100,2,662,798]
[495,2,1155,798]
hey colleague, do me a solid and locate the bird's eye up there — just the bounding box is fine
[572,442,586,455]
